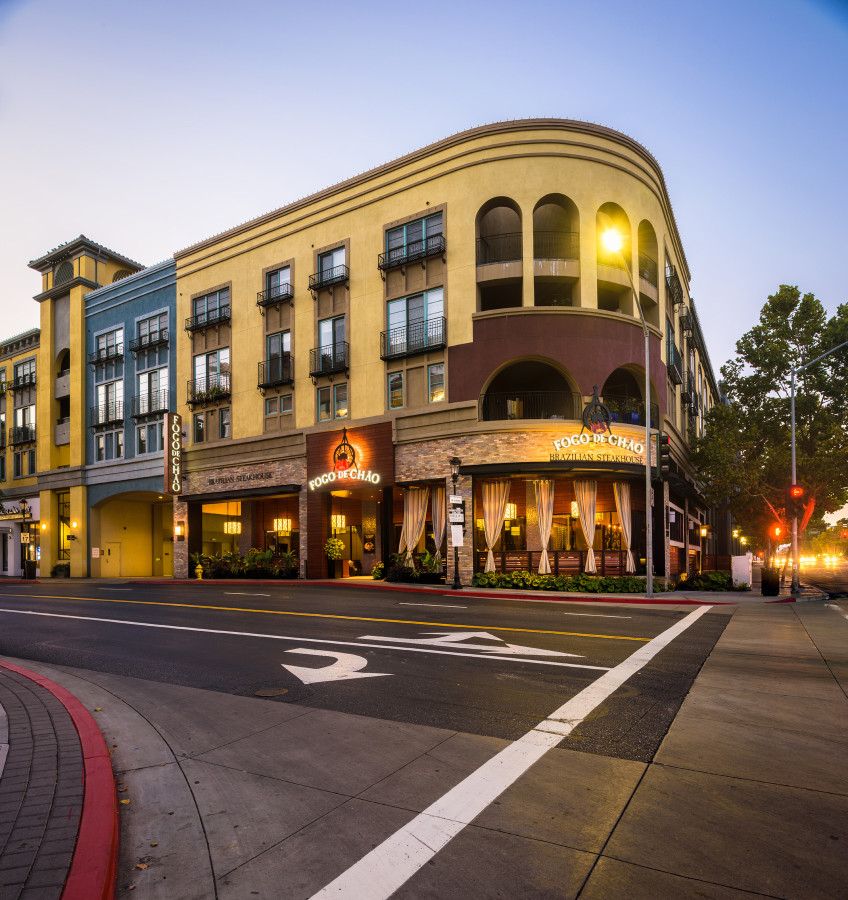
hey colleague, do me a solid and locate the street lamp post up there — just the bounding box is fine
[449,456,462,590]
[601,230,654,597]
[789,337,848,593]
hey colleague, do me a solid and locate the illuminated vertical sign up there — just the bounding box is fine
[165,413,182,495]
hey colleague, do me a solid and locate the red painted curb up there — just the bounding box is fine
[0,661,117,900]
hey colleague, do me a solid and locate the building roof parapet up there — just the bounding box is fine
[0,327,40,360]
[28,234,144,272]
[689,297,719,398]
[85,259,176,311]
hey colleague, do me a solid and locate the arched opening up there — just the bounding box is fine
[54,261,73,285]
[601,366,656,428]
[596,203,633,314]
[637,220,660,329]
[476,198,523,312]
[56,350,70,375]
[112,269,133,283]
[533,194,580,307]
[480,359,580,421]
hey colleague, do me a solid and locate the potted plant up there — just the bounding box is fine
[324,537,345,578]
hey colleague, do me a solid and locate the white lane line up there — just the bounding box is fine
[309,604,713,899]
[398,602,467,609]
[97,588,132,591]
[562,612,632,619]
[0,609,611,671]
[225,592,270,597]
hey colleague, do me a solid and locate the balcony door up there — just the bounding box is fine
[319,317,345,370]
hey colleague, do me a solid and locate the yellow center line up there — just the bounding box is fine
[0,593,651,642]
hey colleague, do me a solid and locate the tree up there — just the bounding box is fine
[693,286,848,544]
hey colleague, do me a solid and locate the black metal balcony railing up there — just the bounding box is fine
[604,395,660,430]
[185,307,231,333]
[667,341,684,385]
[309,265,349,292]
[87,344,123,365]
[11,373,36,389]
[476,233,522,265]
[129,330,170,354]
[187,373,231,406]
[638,253,658,287]
[257,283,294,307]
[665,264,684,307]
[89,402,124,428]
[380,317,446,361]
[679,309,693,333]
[479,391,582,422]
[258,356,294,389]
[131,389,170,418]
[533,231,579,261]
[378,234,446,271]
[9,425,36,445]
[681,371,696,404]
[309,342,349,378]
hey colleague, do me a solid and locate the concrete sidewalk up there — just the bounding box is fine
[1,598,846,898]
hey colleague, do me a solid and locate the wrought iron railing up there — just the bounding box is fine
[479,391,582,422]
[129,330,170,353]
[309,342,349,377]
[257,283,294,307]
[533,231,579,260]
[667,341,684,385]
[476,233,522,265]
[309,265,349,292]
[9,425,36,445]
[681,372,695,404]
[604,394,660,429]
[131,390,170,418]
[380,318,446,360]
[187,373,231,406]
[665,264,684,307]
[89,402,124,428]
[638,253,658,287]
[378,234,446,271]
[11,373,36,390]
[88,344,124,365]
[258,356,294,388]
[185,307,231,332]
[679,309,693,333]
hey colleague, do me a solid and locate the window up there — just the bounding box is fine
[14,358,36,384]
[96,328,123,360]
[194,348,230,394]
[386,288,444,355]
[28,449,35,475]
[318,316,346,370]
[137,425,147,455]
[14,404,35,429]
[266,266,291,300]
[428,363,445,403]
[115,432,124,459]
[138,313,167,345]
[194,413,204,443]
[96,435,105,461]
[281,394,292,413]
[386,212,443,265]
[13,452,22,477]
[319,247,345,276]
[193,289,230,324]
[137,367,168,414]
[0,455,5,482]
[388,372,403,409]
[265,395,293,416]
[318,383,348,421]
[219,408,231,440]
[96,380,123,423]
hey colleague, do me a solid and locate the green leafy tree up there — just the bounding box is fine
[693,286,848,543]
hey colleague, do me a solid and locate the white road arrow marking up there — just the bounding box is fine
[358,631,583,658]
[281,649,392,685]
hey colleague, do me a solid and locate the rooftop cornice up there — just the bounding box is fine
[33,276,100,303]
[28,234,143,272]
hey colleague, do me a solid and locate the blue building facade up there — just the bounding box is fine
[84,259,177,576]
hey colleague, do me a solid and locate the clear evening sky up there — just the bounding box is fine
[1,1,845,406]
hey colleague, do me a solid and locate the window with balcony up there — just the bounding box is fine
[94,380,123,427]
[190,348,231,404]
[91,328,124,364]
[310,247,348,291]
[259,267,293,306]
[382,288,445,360]
[11,404,35,444]
[13,358,36,388]
[259,331,292,388]
[131,313,169,354]
[187,289,231,331]
[311,317,348,376]
[381,213,444,270]
[318,383,348,421]
[134,368,169,418]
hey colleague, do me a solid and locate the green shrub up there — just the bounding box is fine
[371,562,385,580]
[470,570,653,593]
[324,537,344,561]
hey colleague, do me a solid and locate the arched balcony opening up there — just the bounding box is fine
[637,220,660,329]
[533,194,580,307]
[596,203,633,315]
[476,198,522,311]
[479,359,581,422]
[54,349,72,444]
[601,366,658,429]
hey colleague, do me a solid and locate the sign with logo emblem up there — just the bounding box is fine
[165,413,182,495]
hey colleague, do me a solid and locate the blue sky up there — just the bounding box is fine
[1,0,846,374]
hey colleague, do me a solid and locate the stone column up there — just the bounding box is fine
[450,473,474,586]
[173,499,189,578]
[298,490,308,579]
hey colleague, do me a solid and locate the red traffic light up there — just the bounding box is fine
[841,530,848,539]
[785,484,806,518]
[773,525,783,538]
[789,485,804,499]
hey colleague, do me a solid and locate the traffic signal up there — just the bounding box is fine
[659,433,672,477]
[772,524,783,540]
[841,529,848,540]
[785,484,805,519]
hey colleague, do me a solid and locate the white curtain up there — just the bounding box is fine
[613,482,635,574]
[574,480,598,574]
[398,487,430,565]
[482,481,511,573]
[534,479,554,574]
[431,485,446,565]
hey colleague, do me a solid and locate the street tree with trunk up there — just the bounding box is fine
[692,285,848,543]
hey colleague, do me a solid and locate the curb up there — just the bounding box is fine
[0,661,117,900]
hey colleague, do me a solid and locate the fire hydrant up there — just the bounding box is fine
[195,563,203,580]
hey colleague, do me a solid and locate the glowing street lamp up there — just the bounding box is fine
[600,226,654,597]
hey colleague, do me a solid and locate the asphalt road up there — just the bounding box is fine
[0,582,731,762]
[803,559,848,598]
